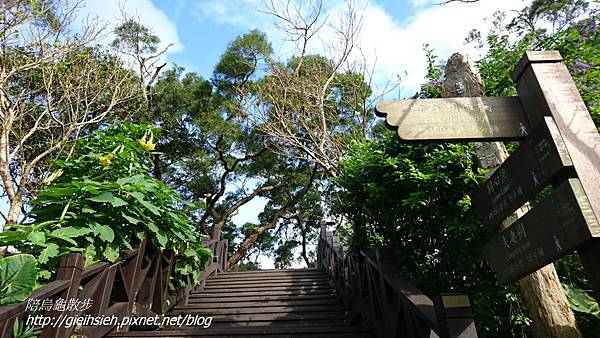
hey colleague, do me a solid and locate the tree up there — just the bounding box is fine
[147,33,279,241]
[253,0,378,178]
[146,31,319,268]
[226,164,318,269]
[0,0,139,227]
[111,15,172,105]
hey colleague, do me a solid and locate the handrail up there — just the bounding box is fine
[0,236,229,338]
[317,225,477,338]
[360,249,439,329]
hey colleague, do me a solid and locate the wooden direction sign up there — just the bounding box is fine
[375,96,530,142]
[483,178,600,283]
[471,116,573,227]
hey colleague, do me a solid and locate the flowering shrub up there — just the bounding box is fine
[0,124,211,286]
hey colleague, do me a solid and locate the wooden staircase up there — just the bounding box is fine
[110,268,372,337]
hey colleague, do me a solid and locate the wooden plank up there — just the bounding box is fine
[512,52,600,237]
[191,289,334,297]
[187,294,332,302]
[206,276,329,284]
[200,285,332,293]
[513,51,600,302]
[170,305,345,315]
[483,178,600,283]
[375,96,529,142]
[471,116,573,227]
[106,325,369,337]
[204,281,330,290]
[179,299,340,309]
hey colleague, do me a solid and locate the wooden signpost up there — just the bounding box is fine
[471,116,573,227]
[375,96,529,142]
[483,178,599,283]
[375,51,600,303]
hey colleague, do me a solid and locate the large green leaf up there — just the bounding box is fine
[0,231,28,245]
[121,212,140,225]
[103,244,119,262]
[96,225,115,242]
[89,192,115,203]
[0,254,37,305]
[38,243,59,264]
[563,283,600,319]
[52,227,92,239]
[146,222,167,247]
[138,199,161,216]
[27,231,46,246]
[111,197,128,207]
[48,233,78,246]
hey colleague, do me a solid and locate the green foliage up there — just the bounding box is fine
[475,6,599,120]
[12,317,41,338]
[415,44,443,99]
[335,130,528,335]
[0,254,37,305]
[274,240,300,268]
[1,124,211,286]
[112,19,161,55]
[212,30,272,97]
[563,284,600,319]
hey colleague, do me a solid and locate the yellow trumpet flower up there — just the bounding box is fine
[138,135,157,151]
[98,155,112,166]
[42,170,63,185]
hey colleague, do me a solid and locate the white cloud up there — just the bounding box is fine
[191,0,532,97]
[78,0,184,55]
[355,0,533,96]
[409,0,435,9]
[195,0,260,28]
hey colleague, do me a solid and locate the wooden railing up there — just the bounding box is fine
[317,225,477,338]
[0,236,228,338]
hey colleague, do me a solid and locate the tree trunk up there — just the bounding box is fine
[226,223,276,270]
[300,224,311,267]
[442,53,580,338]
[153,153,162,180]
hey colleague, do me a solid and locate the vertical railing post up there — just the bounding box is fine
[317,220,327,269]
[41,253,84,338]
[434,293,478,338]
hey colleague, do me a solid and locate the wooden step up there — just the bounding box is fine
[214,269,325,278]
[199,285,332,293]
[114,268,372,337]
[180,298,340,309]
[203,281,330,290]
[170,304,345,315]
[218,268,322,274]
[108,325,371,337]
[190,288,335,298]
[205,276,329,285]
[186,293,334,303]
[175,311,345,324]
